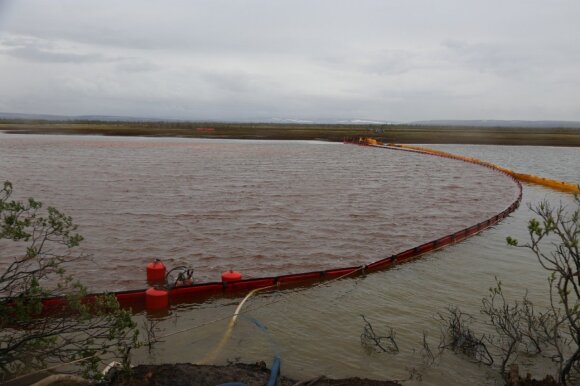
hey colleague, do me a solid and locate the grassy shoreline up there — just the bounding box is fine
[2,121,580,146]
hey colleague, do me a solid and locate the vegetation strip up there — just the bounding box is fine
[2,121,580,146]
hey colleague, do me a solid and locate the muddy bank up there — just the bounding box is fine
[109,362,402,386]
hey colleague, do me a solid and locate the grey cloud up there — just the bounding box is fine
[0,34,161,72]
[0,34,37,47]
[0,34,113,64]
[199,71,266,94]
[349,50,424,77]
[116,59,160,73]
[5,46,106,63]
[442,40,533,77]
[1,0,580,121]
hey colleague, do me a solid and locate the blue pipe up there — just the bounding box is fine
[267,355,281,386]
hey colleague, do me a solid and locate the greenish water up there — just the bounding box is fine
[131,144,578,385]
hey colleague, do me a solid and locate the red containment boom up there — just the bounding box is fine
[38,142,525,315]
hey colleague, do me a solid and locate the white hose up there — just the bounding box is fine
[199,285,274,364]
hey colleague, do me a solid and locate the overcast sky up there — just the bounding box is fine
[0,0,579,122]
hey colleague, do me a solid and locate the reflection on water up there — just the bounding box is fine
[1,134,578,385]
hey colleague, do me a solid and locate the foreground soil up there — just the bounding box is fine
[110,362,402,386]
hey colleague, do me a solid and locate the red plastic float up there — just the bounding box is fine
[146,259,166,283]
[221,270,243,283]
[145,287,169,311]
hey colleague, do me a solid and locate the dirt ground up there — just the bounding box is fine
[109,362,402,386]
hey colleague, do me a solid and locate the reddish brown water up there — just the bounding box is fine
[0,134,519,292]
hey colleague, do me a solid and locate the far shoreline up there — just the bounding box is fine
[2,121,580,147]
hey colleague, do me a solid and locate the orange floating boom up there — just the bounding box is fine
[384,143,579,194]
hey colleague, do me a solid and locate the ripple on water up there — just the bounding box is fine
[0,135,520,292]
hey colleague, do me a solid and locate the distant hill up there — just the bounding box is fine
[409,120,580,128]
[0,112,176,122]
[0,112,74,121]
[1,112,580,128]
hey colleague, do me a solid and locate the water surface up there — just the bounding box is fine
[0,134,518,291]
[1,134,577,385]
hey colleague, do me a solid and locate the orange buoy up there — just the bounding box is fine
[145,287,169,311]
[146,259,166,283]
[221,270,242,283]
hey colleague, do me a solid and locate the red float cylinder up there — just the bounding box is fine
[146,259,166,283]
[145,287,169,311]
[221,270,242,283]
